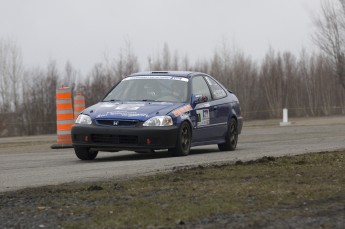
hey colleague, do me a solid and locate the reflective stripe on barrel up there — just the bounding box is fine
[74,93,85,119]
[56,99,73,110]
[56,86,73,144]
[56,109,74,121]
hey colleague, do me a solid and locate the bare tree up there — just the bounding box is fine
[147,45,181,71]
[181,54,191,71]
[8,41,23,112]
[230,52,259,119]
[0,39,11,112]
[172,50,179,70]
[62,61,77,88]
[0,38,23,113]
[21,62,59,135]
[193,59,209,73]
[298,50,316,116]
[162,43,171,70]
[85,63,110,105]
[210,52,223,80]
[115,39,140,78]
[260,49,284,118]
[313,0,345,89]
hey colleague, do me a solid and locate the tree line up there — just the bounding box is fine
[0,39,344,137]
[2,0,345,137]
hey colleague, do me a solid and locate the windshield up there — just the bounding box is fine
[103,76,189,103]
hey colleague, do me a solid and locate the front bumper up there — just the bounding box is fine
[71,124,179,151]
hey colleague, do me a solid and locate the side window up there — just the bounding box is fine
[204,76,227,99]
[192,76,212,100]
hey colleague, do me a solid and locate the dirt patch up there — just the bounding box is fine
[1,150,344,228]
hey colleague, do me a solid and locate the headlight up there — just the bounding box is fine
[143,116,173,126]
[75,114,92,125]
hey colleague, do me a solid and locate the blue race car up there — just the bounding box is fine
[71,71,243,160]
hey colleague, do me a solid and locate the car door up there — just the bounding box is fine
[191,75,218,143]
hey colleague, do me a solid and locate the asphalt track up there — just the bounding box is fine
[1,116,345,192]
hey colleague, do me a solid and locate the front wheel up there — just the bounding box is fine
[218,118,238,151]
[169,122,191,156]
[74,147,98,160]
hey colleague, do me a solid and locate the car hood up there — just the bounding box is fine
[83,101,186,121]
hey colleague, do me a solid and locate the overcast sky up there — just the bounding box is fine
[0,0,321,74]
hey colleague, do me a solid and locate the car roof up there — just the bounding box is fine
[127,71,201,79]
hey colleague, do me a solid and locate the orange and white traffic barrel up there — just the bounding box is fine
[73,93,85,120]
[51,86,74,149]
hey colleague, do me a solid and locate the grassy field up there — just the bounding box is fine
[1,150,345,228]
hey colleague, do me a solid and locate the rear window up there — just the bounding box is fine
[205,76,227,99]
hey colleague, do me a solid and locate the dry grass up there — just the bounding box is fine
[1,150,344,228]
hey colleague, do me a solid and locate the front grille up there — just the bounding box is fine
[73,134,85,142]
[96,119,139,127]
[91,134,138,145]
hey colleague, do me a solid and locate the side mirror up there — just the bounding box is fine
[191,94,208,105]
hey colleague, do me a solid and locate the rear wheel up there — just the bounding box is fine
[74,147,98,160]
[169,122,191,156]
[218,118,238,151]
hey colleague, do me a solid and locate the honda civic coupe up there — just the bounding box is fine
[71,71,243,160]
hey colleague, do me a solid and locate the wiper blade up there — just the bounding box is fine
[141,99,156,102]
[102,99,120,102]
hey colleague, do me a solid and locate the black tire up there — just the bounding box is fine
[218,118,238,151]
[169,122,192,156]
[74,147,98,160]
